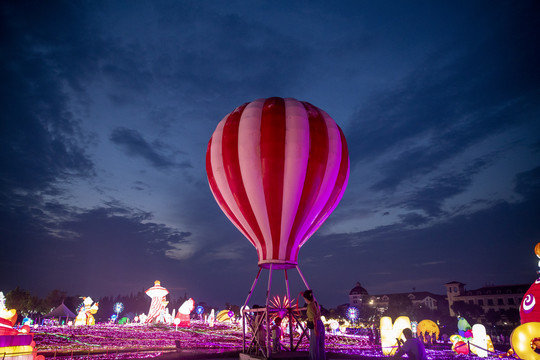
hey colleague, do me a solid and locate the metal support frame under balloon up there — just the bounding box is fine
[241,264,311,358]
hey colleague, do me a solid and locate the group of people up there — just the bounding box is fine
[417,331,438,347]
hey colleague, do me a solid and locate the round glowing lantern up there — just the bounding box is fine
[534,242,540,258]
[206,97,349,269]
[417,319,439,339]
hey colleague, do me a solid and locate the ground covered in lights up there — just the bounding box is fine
[33,322,509,359]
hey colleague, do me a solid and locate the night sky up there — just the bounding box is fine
[1,1,539,309]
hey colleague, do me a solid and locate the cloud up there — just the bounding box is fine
[514,166,540,198]
[165,241,197,260]
[110,127,191,169]
[398,154,496,217]
[346,1,540,193]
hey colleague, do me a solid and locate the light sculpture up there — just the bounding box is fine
[176,298,194,327]
[380,316,411,356]
[216,310,232,322]
[113,302,124,314]
[511,322,540,360]
[208,309,215,328]
[347,307,359,322]
[470,324,488,358]
[0,293,44,360]
[144,280,169,324]
[416,319,439,339]
[113,302,124,323]
[74,297,99,326]
[510,242,540,360]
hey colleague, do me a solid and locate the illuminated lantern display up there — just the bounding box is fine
[416,319,439,339]
[208,309,215,328]
[206,97,349,270]
[113,302,124,314]
[0,292,44,360]
[511,242,540,360]
[347,307,359,322]
[74,297,99,326]
[175,298,194,327]
[216,310,233,322]
[449,316,494,356]
[380,316,411,356]
[113,302,124,323]
[511,322,540,360]
[520,278,540,324]
[457,316,472,337]
[144,280,169,324]
[469,324,489,358]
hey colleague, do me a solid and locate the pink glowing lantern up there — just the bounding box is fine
[206,97,349,269]
[145,280,169,324]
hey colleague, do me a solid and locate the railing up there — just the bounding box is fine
[241,306,308,358]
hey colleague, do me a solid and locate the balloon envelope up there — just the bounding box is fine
[206,97,349,269]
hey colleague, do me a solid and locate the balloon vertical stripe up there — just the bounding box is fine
[279,99,309,260]
[260,98,286,260]
[237,100,272,259]
[301,127,350,250]
[206,97,349,268]
[221,103,267,260]
[286,103,329,262]
[206,138,256,249]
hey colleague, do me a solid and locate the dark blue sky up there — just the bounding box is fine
[1,1,539,309]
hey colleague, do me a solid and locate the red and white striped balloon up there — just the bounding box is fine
[206,97,349,269]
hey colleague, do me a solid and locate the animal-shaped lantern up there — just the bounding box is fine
[175,298,194,327]
[206,97,349,269]
[74,297,99,326]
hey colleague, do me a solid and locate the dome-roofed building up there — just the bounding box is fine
[349,282,369,307]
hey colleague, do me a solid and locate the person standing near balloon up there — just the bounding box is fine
[302,290,325,360]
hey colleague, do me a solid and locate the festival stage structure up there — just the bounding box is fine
[206,97,350,358]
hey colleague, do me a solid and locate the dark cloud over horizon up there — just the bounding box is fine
[1,1,539,309]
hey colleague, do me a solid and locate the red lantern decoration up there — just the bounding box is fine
[520,278,540,324]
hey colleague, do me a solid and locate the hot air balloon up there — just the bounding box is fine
[207,97,349,356]
[207,96,348,287]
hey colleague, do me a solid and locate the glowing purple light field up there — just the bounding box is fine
[32,322,508,359]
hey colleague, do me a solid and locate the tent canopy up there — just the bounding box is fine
[45,302,76,319]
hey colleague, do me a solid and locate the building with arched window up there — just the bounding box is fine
[445,281,527,317]
[349,282,369,307]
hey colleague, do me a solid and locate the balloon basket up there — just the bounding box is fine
[241,264,311,359]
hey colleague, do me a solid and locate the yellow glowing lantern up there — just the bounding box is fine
[416,319,439,339]
[380,316,411,356]
[511,322,540,360]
